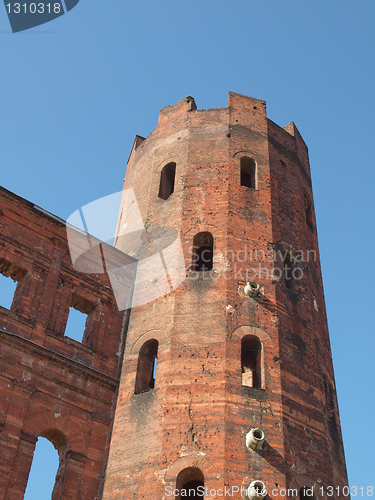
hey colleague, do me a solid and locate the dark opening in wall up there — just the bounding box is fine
[240,156,256,189]
[304,194,314,231]
[299,487,318,500]
[159,162,176,200]
[176,467,204,499]
[241,335,262,388]
[191,232,213,271]
[134,339,159,394]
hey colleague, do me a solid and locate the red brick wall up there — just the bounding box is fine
[0,92,349,500]
[0,187,128,499]
[102,93,348,499]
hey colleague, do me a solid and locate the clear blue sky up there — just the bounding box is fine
[1,0,374,497]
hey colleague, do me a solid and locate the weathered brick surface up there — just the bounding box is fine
[0,93,349,500]
[103,93,349,499]
[0,187,128,499]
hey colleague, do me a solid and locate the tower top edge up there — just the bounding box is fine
[227,91,266,108]
[129,93,305,160]
[283,121,308,150]
[158,92,266,120]
[159,96,197,119]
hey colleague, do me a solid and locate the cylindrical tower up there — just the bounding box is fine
[102,93,348,499]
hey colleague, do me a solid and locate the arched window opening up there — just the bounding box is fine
[176,467,204,499]
[304,194,314,231]
[299,486,318,500]
[134,339,159,394]
[24,436,60,500]
[241,335,262,388]
[191,232,213,271]
[240,156,256,189]
[159,162,176,200]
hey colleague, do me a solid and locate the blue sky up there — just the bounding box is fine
[1,0,374,497]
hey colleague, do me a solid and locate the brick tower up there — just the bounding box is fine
[102,93,349,499]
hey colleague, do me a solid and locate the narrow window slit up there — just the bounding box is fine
[191,232,213,271]
[135,339,159,394]
[240,156,256,189]
[159,162,176,200]
[241,335,262,388]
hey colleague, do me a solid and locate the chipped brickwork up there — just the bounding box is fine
[0,92,349,500]
[0,187,129,499]
[102,93,349,499]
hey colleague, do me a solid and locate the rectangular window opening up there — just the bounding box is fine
[0,272,18,310]
[0,258,26,311]
[64,306,88,343]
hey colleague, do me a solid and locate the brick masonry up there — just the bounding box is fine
[0,92,349,499]
[0,187,129,499]
[102,93,349,499]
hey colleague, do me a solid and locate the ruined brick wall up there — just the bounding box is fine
[102,93,349,499]
[0,187,129,500]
